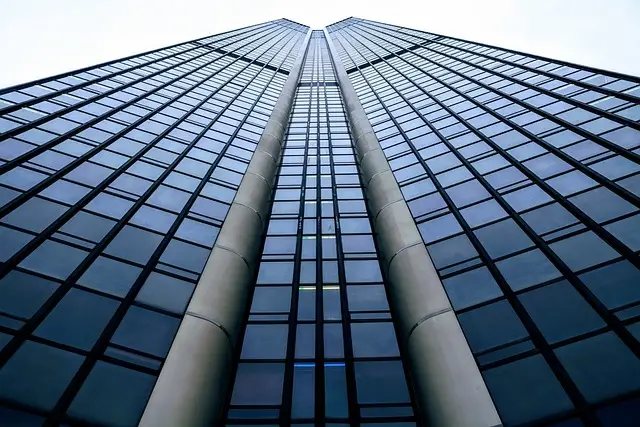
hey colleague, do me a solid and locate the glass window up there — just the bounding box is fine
[0,226,34,261]
[147,185,191,213]
[351,322,399,357]
[324,323,344,358]
[418,213,462,243]
[604,214,640,251]
[550,231,619,272]
[111,306,180,358]
[579,261,640,310]
[408,192,447,218]
[355,361,410,404]
[85,193,134,220]
[555,332,640,403]
[597,398,640,427]
[347,284,389,312]
[546,170,598,196]
[0,270,58,319]
[520,280,605,344]
[130,205,177,233]
[136,272,195,315]
[40,180,91,205]
[78,256,141,297]
[496,249,561,291]
[483,355,573,426]
[257,262,294,284]
[443,266,502,310]
[0,341,84,411]
[344,260,382,283]
[250,287,291,313]
[35,288,118,350]
[474,218,533,259]
[459,199,508,228]
[231,363,285,405]
[159,239,210,274]
[325,365,349,417]
[569,187,636,223]
[427,234,478,269]
[241,324,288,359]
[19,240,88,280]
[339,217,371,234]
[445,179,490,207]
[60,211,115,244]
[503,184,552,212]
[105,225,163,265]
[176,219,219,247]
[67,362,155,426]
[458,300,528,353]
[522,203,578,236]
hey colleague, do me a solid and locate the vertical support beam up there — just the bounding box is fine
[139,29,312,427]
[324,29,502,427]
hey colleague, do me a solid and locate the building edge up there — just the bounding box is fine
[324,29,503,427]
[138,29,313,427]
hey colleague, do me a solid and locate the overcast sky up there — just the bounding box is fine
[1,0,639,89]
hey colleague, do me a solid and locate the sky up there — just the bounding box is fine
[0,0,639,89]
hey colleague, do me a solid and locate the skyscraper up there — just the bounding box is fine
[0,16,639,427]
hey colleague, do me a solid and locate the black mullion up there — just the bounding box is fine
[0,28,297,281]
[347,35,640,362]
[357,18,640,84]
[352,26,640,199]
[335,36,602,427]
[357,20,640,106]
[325,92,362,427]
[311,38,327,424]
[0,23,278,118]
[343,26,640,271]
[322,43,359,426]
[279,85,315,426]
[0,27,288,213]
[47,33,303,426]
[0,28,299,371]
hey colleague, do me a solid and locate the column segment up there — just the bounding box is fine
[324,29,502,427]
[139,29,312,427]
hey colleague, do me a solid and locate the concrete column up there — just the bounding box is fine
[324,30,502,427]
[139,29,312,427]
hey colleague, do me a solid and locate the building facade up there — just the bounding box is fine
[0,17,639,427]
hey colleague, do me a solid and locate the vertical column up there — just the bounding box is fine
[139,29,312,427]
[324,30,503,427]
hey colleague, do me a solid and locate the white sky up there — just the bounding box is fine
[1,0,639,89]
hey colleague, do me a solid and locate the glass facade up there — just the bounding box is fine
[0,15,639,427]
[0,19,307,425]
[225,30,415,426]
[328,17,640,427]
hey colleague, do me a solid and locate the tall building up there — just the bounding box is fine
[0,16,639,427]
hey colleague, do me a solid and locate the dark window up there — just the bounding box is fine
[458,300,528,353]
[136,272,195,315]
[35,288,118,350]
[355,361,410,404]
[231,363,285,405]
[483,355,573,426]
[443,266,502,310]
[555,332,640,403]
[0,341,84,411]
[67,362,155,426]
[111,306,180,358]
[520,281,605,343]
[0,270,59,319]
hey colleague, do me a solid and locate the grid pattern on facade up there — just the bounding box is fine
[329,17,640,427]
[225,31,416,426]
[0,20,308,426]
